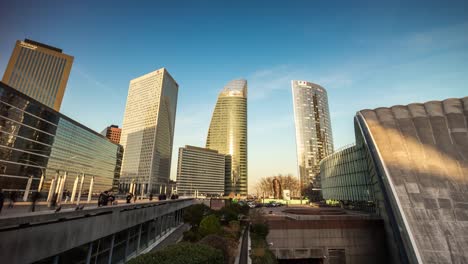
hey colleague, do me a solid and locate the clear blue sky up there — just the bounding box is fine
[1,0,467,192]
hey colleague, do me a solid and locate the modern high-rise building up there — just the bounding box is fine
[291,81,333,190]
[119,68,178,195]
[206,79,247,196]
[101,125,122,144]
[2,39,74,111]
[176,145,230,197]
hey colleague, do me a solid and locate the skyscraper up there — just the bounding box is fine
[119,68,178,195]
[206,79,247,196]
[291,80,333,190]
[2,39,74,111]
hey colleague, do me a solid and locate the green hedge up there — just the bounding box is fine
[128,243,224,264]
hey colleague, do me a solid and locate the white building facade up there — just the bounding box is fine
[176,145,228,197]
[119,68,178,195]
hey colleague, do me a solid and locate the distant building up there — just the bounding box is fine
[101,125,122,144]
[2,39,74,111]
[320,97,468,263]
[176,145,229,197]
[206,79,247,196]
[119,68,178,195]
[0,81,122,195]
[291,81,333,190]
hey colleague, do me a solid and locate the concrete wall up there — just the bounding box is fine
[0,199,193,263]
[357,97,468,263]
[267,218,387,264]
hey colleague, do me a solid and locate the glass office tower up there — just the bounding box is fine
[206,79,247,196]
[119,68,178,195]
[2,39,74,111]
[0,81,122,194]
[291,80,333,190]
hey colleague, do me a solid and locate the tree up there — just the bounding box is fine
[199,215,222,237]
[255,174,300,198]
[183,204,212,227]
[198,235,231,264]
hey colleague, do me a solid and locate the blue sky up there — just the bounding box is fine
[1,0,467,192]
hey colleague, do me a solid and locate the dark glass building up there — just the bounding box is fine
[0,81,122,196]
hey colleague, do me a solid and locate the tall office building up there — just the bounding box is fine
[119,68,178,195]
[176,145,230,197]
[291,80,333,190]
[101,125,122,144]
[2,39,74,111]
[206,79,247,196]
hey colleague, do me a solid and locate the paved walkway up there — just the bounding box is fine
[150,223,190,252]
[0,198,156,218]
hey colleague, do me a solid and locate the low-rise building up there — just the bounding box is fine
[176,145,230,197]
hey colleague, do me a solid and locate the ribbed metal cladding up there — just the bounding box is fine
[2,40,74,111]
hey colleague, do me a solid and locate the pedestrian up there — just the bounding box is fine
[133,193,137,203]
[108,192,115,205]
[50,193,58,209]
[98,192,104,207]
[8,191,17,208]
[126,193,133,203]
[149,193,153,201]
[0,190,4,214]
[31,191,41,212]
[65,190,71,203]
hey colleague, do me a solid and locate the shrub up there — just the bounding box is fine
[198,235,230,264]
[183,229,202,242]
[199,215,221,237]
[251,223,269,239]
[128,243,223,264]
[183,204,212,227]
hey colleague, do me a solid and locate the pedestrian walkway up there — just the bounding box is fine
[0,198,158,218]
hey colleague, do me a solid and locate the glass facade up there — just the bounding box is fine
[0,81,122,195]
[291,81,333,189]
[119,68,178,195]
[2,39,74,111]
[206,79,247,196]
[320,144,373,202]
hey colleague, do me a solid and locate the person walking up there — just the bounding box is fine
[65,190,71,203]
[8,191,17,208]
[149,193,153,201]
[31,191,41,212]
[126,193,133,204]
[0,191,4,214]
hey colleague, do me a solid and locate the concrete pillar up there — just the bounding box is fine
[136,224,142,253]
[85,242,93,264]
[55,175,62,194]
[56,171,67,204]
[77,174,85,205]
[87,177,94,202]
[23,176,33,201]
[70,175,79,203]
[38,171,45,192]
[107,234,115,264]
[47,178,56,202]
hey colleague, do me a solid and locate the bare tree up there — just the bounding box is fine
[255,174,300,198]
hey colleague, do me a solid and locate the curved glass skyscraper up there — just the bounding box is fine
[292,80,334,190]
[206,79,247,196]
